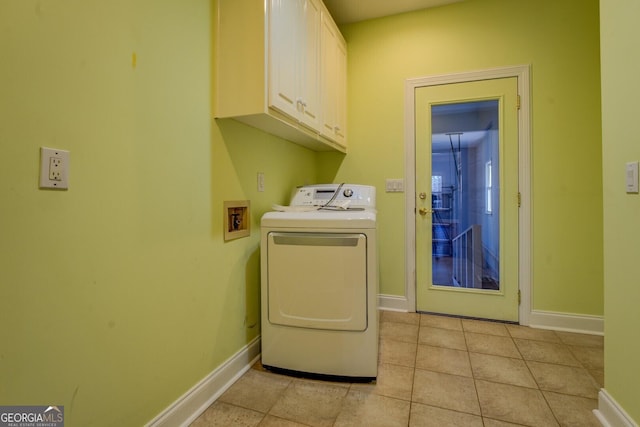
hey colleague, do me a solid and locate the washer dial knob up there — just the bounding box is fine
[343,188,354,197]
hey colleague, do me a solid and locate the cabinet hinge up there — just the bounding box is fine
[517,192,521,208]
[516,95,521,110]
[518,289,521,305]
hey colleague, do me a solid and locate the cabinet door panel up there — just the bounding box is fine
[334,38,347,145]
[321,14,338,137]
[268,0,299,118]
[320,11,346,147]
[216,0,346,152]
[298,0,322,131]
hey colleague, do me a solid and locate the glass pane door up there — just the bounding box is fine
[415,77,519,322]
[431,101,500,291]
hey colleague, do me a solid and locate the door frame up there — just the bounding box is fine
[404,65,532,325]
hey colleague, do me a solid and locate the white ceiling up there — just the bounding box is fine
[323,0,464,25]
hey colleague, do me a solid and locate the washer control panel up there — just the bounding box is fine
[290,184,376,208]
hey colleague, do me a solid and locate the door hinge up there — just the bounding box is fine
[516,95,521,110]
[517,192,521,208]
[518,289,521,305]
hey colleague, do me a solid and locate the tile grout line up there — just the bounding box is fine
[462,322,487,422]
[520,329,563,426]
[405,314,421,427]
[531,331,559,421]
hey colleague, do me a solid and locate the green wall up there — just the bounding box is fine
[321,0,604,316]
[0,0,611,424]
[0,0,316,425]
[600,0,640,422]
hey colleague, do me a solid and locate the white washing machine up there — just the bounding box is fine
[260,184,378,380]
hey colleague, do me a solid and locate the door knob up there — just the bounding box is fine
[419,207,432,216]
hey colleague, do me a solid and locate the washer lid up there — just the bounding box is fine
[261,209,376,229]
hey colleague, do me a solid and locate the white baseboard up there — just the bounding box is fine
[378,294,410,312]
[145,336,261,427]
[378,296,604,336]
[594,389,638,427]
[528,310,604,335]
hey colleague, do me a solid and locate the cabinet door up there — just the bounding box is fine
[268,0,300,119]
[321,13,338,138]
[269,0,321,133]
[320,12,346,147]
[297,0,322,131]
[334,36,347,145]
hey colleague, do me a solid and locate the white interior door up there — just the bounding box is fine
[415,77,520,322]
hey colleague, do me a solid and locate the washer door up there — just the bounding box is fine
[267,232,368,331]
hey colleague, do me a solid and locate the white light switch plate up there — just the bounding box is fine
[385,178,404,193]
[257,172,265,192]
[626,161,638,193]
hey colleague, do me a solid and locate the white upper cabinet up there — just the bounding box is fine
[269,0,322,132]
[215,0,346,153]
[320,10,346,148]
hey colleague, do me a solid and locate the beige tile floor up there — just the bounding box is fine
[191,311,604,426]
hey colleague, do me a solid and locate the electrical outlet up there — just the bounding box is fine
[49,157,63,181]
[40,147,70,189]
